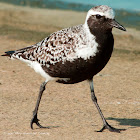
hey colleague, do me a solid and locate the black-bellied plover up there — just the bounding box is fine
[2,5,126,132]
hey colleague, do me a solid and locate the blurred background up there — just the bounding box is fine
[0,0,139,29]
[0,1,140,139]
[0,0,139,65]
[0,0,139,72]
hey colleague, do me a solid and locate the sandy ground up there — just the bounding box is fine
[0,3,140,140]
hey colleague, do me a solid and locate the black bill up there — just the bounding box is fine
[110,19,126,31]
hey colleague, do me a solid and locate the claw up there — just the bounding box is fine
[96,123,126,133]
[30,114,46,129]
[30,113,59,129]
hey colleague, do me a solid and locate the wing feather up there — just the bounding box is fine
[11,24,85,66]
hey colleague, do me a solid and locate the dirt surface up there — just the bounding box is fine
[0,3,140,140]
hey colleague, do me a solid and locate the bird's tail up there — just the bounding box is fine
[1,51,15,57]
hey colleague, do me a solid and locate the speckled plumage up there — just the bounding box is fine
[2,5,126,131]
[10,22,99,83]
[12,24,96,64]
[5,5,116,83]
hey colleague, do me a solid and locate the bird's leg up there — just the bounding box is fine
[89,79,126,133]
[30,81,48,129]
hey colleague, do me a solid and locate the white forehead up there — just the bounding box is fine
[86,5,115,20]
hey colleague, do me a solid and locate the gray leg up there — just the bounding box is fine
[89,79,126,133]
[30,81,48,129]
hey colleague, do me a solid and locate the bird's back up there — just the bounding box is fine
[3,23,114,84]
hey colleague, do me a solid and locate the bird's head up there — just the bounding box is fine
[85,5,126,34]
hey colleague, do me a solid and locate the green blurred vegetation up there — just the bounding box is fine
[0,0,140,30]
[0,25,50,42]
[0,2,139,60]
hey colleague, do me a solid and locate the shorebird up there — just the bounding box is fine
[2,5,126,132]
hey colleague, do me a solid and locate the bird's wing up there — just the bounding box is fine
[11,24,85,66]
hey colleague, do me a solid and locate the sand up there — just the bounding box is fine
[0,2,140,140]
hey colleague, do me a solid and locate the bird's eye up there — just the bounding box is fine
[96,14,102,19]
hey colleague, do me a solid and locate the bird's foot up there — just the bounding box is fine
[97,123,126,133]
[30,113,60,129]
[30,113,49,129]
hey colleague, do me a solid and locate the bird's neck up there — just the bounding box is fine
[84,23,113,48]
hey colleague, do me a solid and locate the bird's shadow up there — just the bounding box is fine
[35,125,60,130]
[107,117,140,127]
